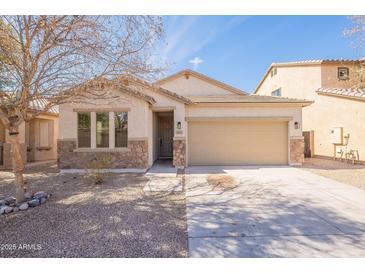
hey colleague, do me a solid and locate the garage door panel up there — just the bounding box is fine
[188,121,288,165]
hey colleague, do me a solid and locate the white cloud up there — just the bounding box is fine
[189,57,204,70]
[162,16,251,67]
[162,16,199,62]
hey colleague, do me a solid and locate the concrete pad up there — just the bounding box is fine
[187,205,342,238]
[189,234,365,258]
[185,165,365,257]
[143,160,183,192]
[143,177,182,192]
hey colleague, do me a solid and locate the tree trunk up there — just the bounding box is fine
[8,128,26,202]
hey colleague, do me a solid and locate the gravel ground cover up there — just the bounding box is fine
[301,157,365,190]
[0,162,187,257]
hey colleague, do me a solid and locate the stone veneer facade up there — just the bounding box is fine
[290,137,304,165]
[58,139,148,169]
[173,139,186,167]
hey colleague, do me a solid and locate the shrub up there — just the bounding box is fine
[86,155,114,184]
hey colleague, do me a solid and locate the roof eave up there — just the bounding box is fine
[190,101,314,107]
[316,91,365,102]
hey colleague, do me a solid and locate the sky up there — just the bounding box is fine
[161,16,360,93]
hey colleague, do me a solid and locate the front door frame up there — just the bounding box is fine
[157,112,174,159]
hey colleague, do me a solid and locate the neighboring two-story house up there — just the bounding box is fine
[255,59,365,162]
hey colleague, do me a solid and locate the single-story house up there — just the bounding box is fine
[58,70,312,172]
[0,99,59,169]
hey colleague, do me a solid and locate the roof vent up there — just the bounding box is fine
[184,71,190,79]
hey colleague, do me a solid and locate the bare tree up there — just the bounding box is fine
[0,16,164,201]
[344,15,365,88]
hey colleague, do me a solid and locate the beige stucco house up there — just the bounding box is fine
[0,99,59,169]
[255,59,365,162]
[58,70,312,172]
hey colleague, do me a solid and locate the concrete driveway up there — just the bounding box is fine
[185,166,365,257]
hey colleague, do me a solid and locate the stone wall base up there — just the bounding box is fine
[58,139,149,169]
[290,137,304,165]
[173,139,186,168]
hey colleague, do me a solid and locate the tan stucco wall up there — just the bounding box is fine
[159,75,237,96]
[321,63,358,89]
[306,95,365,160]
[26,115,58,162]
[186,105,303,137]
[256,65,322,100]
[256,63,365,160]
[1,113,58,167]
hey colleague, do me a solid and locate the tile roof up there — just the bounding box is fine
[29,98,59,114]
[316,88,365,101]
[80,78,157,105]
[272,59,358,66]
[187,95,313,105]
[118,75,192,104]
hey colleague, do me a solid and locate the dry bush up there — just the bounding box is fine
[86,155,114,184]
[207,174,238,189]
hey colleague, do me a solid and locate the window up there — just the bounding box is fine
[77,112,91,148]
[115,112,128,147]
[338,67,349,80]
[271,88,281,97]
[270,67,277,77]
[77,111,129,149]
[96,112,109,148]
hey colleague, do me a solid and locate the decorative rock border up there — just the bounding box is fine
[0,191,51,215]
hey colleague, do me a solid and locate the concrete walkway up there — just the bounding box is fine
[143,160,183,192]
[185,166,365,257]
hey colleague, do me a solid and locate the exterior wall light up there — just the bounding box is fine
[294,121,300,129]
[177,121,181,129]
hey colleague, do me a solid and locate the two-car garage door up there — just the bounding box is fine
[188,120,288,165]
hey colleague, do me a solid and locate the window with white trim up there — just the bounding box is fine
[77,111,128,149]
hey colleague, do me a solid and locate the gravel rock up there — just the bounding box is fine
[40,197,46,204]
[0,162,187,257]
[24,192,33,199]
[28,199,40,207]
[13,207,19,213]
[33,191,47,199]
[1,206,13,214]
[19,203,29,211]
[0,207,5,215]
[5,197,16,204]
[0,199,5,206]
